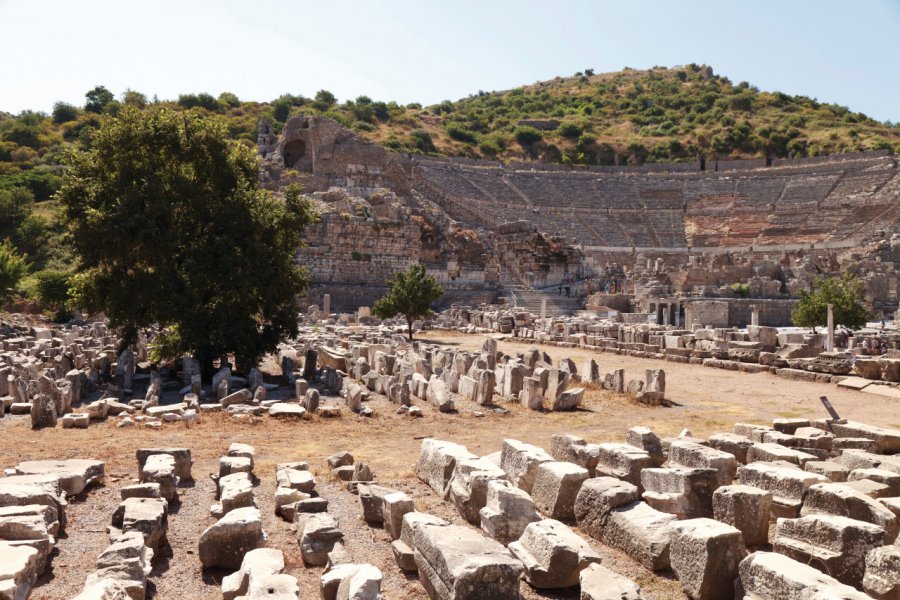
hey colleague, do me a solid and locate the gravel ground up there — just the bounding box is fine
[8,330,899,599]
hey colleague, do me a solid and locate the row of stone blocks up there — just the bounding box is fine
[414,424,900,600]
[0,458,104,598]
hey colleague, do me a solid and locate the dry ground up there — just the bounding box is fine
[3,330,898,599]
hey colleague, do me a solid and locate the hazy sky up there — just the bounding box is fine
[2,0,899,122]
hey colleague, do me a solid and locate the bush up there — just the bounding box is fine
[558,121,583,139]
[313,90,336,111]
[409,130,436,153]
[730,282,750,297]
[514,125,542,145]
[85,86,114,114]
[177,93,221,112]
[34,270,72,317]
[0,239,27,298]
[52,102,80,124]
[446,123,477,144]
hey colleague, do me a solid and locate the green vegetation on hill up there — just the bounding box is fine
[0,65,898,312]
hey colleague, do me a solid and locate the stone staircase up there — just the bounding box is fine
[499,286,584,317]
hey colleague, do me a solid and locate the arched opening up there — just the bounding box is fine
[283,139,307,168]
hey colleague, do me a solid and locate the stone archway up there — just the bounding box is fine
[283,139,307,168]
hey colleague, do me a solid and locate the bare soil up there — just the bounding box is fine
[5,330,898,599]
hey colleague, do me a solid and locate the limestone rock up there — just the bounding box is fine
[509,518,601,588]
[198,507,264,569]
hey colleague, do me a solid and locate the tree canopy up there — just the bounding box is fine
[58,106,316,373]
[372,263,444,340]
[791,272,871,331]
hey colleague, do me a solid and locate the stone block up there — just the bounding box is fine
[625,426,665,467]
[737,551,871,599]
[415,439,477,497]
[500,439,554,494]
[508,518,601,588]
[447,457,505,525]
[805,460,850,482]
[738,462,827,518]
[579,563,643,600]
[412,522,523,599]
[139,454,176,502]
[713,484,773,546]
[297,513,343,566]
[669,440,737,487]
[574,476,640,541]
[801,482,899,542]
[136,448,192,481]
[641,467,718,519]
[670,518,746,600]
[863,545,900,600]
[707,432,754,464]
[198,506,263,570]
[479,479,541,546]
[531,461,589,521]
[774,513,886,588]
[600,501,677,571]
[594,443,653,491]
[382,491,414,540]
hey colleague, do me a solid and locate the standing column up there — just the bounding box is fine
[751,305,760,327]
[541,298,547,320]
[826,303,835,352]
[323,293,331,316]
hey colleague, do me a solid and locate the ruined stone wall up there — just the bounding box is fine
[685,298,795,328]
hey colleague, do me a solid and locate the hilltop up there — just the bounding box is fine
[1,63,899,278]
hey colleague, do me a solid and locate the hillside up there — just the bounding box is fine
[1,63,899,279]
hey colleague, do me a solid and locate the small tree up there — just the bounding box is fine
[791,273,871,332]
[372,264,444,341]
[34,270,73,319]
[85,85,114,114]
[0,240,27,298]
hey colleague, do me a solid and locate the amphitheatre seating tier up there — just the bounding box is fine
[412,154,898,249]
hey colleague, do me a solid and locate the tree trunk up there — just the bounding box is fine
[407,315,413,341]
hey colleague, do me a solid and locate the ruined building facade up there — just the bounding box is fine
[259,116,900,323]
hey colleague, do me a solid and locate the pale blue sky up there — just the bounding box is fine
[2,0,899,122]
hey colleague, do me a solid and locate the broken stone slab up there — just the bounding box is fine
[415,439,477,497]
[382,491,415,541]
[268,402,308,418]
[412,521,523,600]
[85,531,152,600]
[136,448,192,481]
[509,518,601,588]
[111,497,168,553]
[14,460,104,496]
[500,439,555,494]
[219,456,252,478]
[551,387,584,411]
[327,452,354,469]
[221,547,284,600]
[447,457,506,525]
[275,468,315,493]
[425,376,454,412]
[0,508,56,570]
[198,506,264,570]
[357,484,398,525]
[60,413,90,429]
[736,551,871,599]
[213,473,255,518]
[738,462,827,518]
[801,482,899,542]
[579,562,643,600]
[625,426,665,467]
[30,394,57,429]
[670,518,746,600]
[863,544,900,600]
[774,513,886,588]
[335,563,382,600]
[479,479,541,546]
[0,541,39,600]
[391,539,417,572]
[297,513,343,566]
[531,461,589,521]
[641,466,718,519]
[139,454,176,502]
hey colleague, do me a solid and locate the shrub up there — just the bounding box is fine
[313,90,336,111]
[52,102,80,124]
[0,239,27,298]
[409,130,436,153]
[514,125,542,145]
[446,123,477,144]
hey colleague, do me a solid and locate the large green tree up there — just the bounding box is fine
[372,263,444,340]
[58,106,315,374]
[791,272,871,332]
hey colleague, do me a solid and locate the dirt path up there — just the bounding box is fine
[6,330,898,599]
